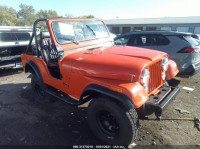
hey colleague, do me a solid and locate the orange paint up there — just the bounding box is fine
[21,18,179,109]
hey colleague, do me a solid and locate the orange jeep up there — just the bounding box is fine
[21,18,180,145]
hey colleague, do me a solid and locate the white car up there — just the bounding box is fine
[0,26,33,68]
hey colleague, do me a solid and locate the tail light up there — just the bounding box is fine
[178,47,198,53]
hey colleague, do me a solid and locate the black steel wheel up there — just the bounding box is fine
[87,95,139,145]
[96,110,120,137]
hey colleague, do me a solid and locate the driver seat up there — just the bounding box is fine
[40,32,58,67]
[40,32,61,79]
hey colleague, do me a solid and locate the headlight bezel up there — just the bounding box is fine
[141,69,150,85]
[162,58,169,71]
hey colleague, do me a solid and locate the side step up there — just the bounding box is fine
[45,86,82,106]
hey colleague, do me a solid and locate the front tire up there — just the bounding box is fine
[87,95,139,145]
[31,74,49,103]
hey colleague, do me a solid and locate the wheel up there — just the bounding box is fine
[87,95,139,145]
[31,74,49,103]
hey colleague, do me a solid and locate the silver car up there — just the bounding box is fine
[114,31,200,76]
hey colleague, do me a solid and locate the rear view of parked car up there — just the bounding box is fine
[114,31,200,76]
[0,26,32,68]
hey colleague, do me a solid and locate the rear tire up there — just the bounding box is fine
[87,95,139,145]
[31,74,50,103]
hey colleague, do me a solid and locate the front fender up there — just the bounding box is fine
[25,60,43,82]
[80,84,135,110]
[166,60,179,80]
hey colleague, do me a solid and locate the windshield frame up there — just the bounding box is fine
[50,19,110,45]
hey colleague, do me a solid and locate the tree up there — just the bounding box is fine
[17,4,36,25]
[0,5,19,25]
[79,15,95,18]
[65,13,74,18]
[85,15,95,18]
[0,3,95,26]
[37,9,61,18]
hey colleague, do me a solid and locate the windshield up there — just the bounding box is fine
[51,20,109,44]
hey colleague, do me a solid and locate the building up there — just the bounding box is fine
[105,16,200,35]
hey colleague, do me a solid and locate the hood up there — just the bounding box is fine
[68,45,167,82]
[108,46,166,61]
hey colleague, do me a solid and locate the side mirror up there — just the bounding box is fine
[56,45,64,59]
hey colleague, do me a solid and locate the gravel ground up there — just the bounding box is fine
[0,68,199,147]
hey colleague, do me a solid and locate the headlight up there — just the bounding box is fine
[162,58,169,71]
[162,72,166,80]
[141,69,150,85]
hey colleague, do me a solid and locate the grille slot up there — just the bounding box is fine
[148,60,162,93]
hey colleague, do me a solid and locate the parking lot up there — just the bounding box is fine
[0,68,199,146]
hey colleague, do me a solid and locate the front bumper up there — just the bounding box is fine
[0,56,22,69]
[138,85,180,117]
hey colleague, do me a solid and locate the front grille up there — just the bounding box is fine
[148,59,162,93]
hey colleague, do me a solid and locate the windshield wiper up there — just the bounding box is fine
[86,25,96,37]
[58,36,79,45]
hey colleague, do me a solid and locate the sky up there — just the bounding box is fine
[0,0,200,19]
